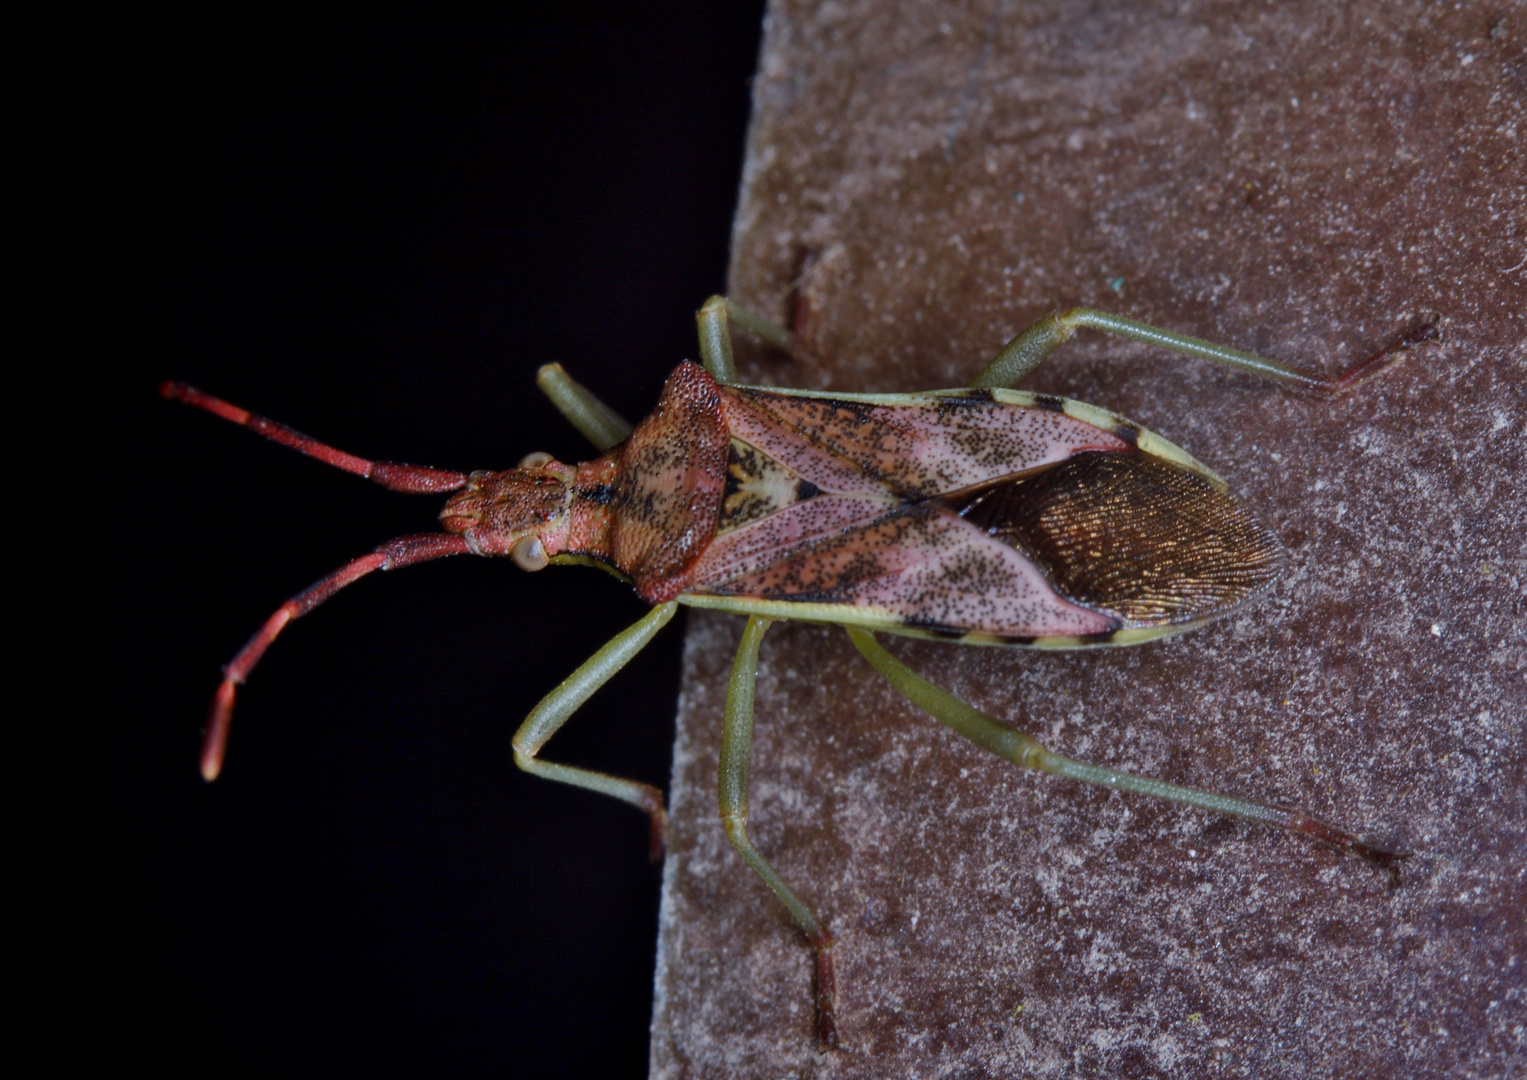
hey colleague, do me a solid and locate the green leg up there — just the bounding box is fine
[969,307,1436,395]
[719,616,839,1046]
[695,295,816,386]
[537,297,809,438]
[534,362,634,450]
[847,628,1407,886]
[512,600,678,857]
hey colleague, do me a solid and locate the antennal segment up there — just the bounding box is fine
[160,381,469,493]
[200,533,472,781]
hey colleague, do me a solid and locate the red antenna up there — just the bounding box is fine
[161,382,474,780]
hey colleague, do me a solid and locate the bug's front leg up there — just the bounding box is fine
[533,363,635,450]
[847,628,1408,886]
[512,600,679,858]
[719,616,839,1048]
[970,307,1438,394]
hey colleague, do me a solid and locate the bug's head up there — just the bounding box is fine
[439,452,576,570]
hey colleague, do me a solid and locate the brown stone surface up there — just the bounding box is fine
[651,2,1525,1077]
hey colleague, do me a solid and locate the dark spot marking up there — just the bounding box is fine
[796,479,819,501]
[1034,394,1065,413]
[833,400,879,425]
[579,483,616,505]
[1004,634,1037,646]
[1111,424,1139,448]
[1079,630,1119,645]
[763,588,850,605]
[903,614,967,639]
[935,389,997,410]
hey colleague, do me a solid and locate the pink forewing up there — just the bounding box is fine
[690,501,1115,638]
[719,388,1128,497]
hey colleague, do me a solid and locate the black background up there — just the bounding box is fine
[109,5,766,1074]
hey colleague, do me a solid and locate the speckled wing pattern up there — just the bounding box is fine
[683,386,1283,642]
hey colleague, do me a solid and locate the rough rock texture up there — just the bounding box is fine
[652,2,1524,1078]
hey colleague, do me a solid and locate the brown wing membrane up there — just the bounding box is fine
[952,452,1284,626]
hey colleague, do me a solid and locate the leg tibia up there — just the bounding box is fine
[511,601,678,857]
[514,752,667,858]
[969,307,1436,395]
[847,628,1407,885]
[718,617,827,937]
[720,813,828,944]
[719,616,839,1046]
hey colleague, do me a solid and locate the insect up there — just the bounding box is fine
[166,297,1431,1046]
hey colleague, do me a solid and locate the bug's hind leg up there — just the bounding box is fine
[695,295,823,386]
[847,628,1409,887]
[969,307,1438,395]
[719,616,840,1047]
[512,601,679,858]
[534,363,635,450]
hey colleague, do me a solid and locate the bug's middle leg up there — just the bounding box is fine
[720,616,839,1047]
[695,295,819,386]
[512,600,678,858]
[847,628,1408,885]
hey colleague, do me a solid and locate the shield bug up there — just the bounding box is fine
[166,297,1432,1046]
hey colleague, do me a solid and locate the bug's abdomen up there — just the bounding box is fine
[953,452,1284,626]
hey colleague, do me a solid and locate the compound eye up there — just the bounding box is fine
[510,536,549,572]
[517,451,554,470]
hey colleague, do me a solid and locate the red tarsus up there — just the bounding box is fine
[810,932,839,1048]
[1280,317,1442,396]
